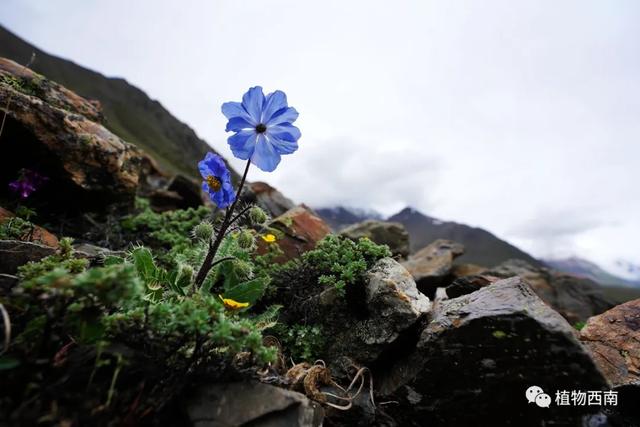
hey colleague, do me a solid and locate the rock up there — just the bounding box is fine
[488,259,614,324]
[244,181,295,218]
[167,174,204,208]
[340,220,410,259]
[450,263,487,278]
[401,239,464,299]
[304,258,430,365]
[257,205,331,263]
[0,207,58,247]
[445,274,501,298]
[580,298,640,388]
[185,382,323,427]
[0,57,145,213]
[0,239,56,275]
[72,243,125,265]
[378,277,609,426]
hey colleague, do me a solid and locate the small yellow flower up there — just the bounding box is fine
[219,295,249,310]
[261,233,277,243]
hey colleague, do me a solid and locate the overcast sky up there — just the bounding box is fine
[3,0,639,274]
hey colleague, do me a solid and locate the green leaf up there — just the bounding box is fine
[223,277,268,305]
[130,247,158,283]
[0,356,20,370]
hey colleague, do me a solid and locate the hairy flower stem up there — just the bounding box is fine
[194,160,251,288]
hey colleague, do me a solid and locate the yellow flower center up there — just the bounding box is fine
[261,233,277,243]
[206,175,222,191]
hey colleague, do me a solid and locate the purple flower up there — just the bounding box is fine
[222,86,300,172]
[9,169,47,199]
[198,153,236,208]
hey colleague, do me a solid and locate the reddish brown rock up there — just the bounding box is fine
[580,298,640,387]
[244,181,295,218]
[257,205,331,263]
[0,57,144,211]
[401,239,464,298]
[0,207,58,247]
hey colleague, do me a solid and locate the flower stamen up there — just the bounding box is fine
[255,123,267,133]
[206,175,222,191]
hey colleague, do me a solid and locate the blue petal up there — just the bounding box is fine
[251,134,281,172]
[242,86,265,124]
[221,101,255,124]
[228,131,257,160]
[268,124,301,141]
[266,106,299,126]
[262,90,288,123]
[268,134,298,155]
[225,116,254,132]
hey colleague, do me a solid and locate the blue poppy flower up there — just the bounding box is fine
[222,86,300,172]
[198,152,236,208]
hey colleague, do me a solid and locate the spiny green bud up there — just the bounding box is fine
[192,221,214,242]
[233,259,253,278]
[237,230,255,249]
[249,206,268,225]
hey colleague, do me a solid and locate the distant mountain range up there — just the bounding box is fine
[0,25,234,180]
[544,257,640,289]
[316,206,543,268]
[314,207,383,230]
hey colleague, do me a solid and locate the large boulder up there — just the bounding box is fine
[340,220,410,259]
[378,277,609,426]
[580,298,640,388]
[185,382,324,427]
[0,57,145,213]
[488,259,614,324]
[402,239,464,299]
[257,205,331,263]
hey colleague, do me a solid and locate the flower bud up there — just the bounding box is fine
[249,206,268,225]
[237,230,255,249]
[233,260,253,278]
[192,221,214,242]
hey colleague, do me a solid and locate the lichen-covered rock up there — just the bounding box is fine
[580,298,640,387]
[0,57,145,211]
[306,258,430,365]
[341,220,410,259]
[185,382,324,427]
[378,277,609,426]
[402,239,464,298]
[0,240,56,275]
[488,259,614,324]
[257,205,331,263]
